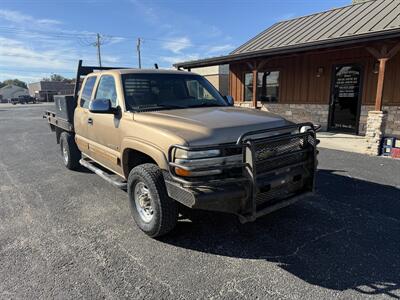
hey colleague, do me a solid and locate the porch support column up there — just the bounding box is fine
[374,57,388,111]
[364,43,400,155]
[252,68,257,108]
[367,42,400,110]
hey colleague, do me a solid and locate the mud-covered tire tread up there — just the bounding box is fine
[128,163,177,237]
[60,131,81,170]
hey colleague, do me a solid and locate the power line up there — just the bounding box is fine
[0,26,218,47]
[0,26,227,69]
[0,68,75,74]
[0,26,96,40]
[77,33,116,67]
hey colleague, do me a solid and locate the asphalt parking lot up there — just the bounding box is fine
[1,104,399,299]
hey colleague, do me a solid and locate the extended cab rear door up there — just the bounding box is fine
[74,75,97,155]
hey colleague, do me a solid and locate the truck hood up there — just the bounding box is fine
[134,106,293,145]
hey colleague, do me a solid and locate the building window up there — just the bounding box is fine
[243,71,280,102]
[258,71,279,102]
[244,72,253,101]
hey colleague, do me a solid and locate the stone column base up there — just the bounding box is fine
[364,111,386,155]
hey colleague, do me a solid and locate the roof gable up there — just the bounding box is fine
[231,0,400,55]
[0,85,28,99]
[0,84,27,92]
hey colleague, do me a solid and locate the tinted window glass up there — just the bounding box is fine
[257,71,280,102]
[95,75,118,107]
[122,74,226,111]
[244,72,253,102]
[186,79,214,100]
[244,71,280,103]
[80,76,97,108]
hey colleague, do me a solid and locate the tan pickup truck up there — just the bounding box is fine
[45,61,318,237]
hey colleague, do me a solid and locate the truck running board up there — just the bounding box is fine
[79,158,127,190]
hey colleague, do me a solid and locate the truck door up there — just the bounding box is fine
[87,74,122,174]
[74,75,97,155]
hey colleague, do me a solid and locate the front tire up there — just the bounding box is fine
[128,164,177,237]
[60,132,81,170]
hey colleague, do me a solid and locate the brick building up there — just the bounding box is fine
[28,81,74,102]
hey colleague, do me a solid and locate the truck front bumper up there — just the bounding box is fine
[165,123,318,223]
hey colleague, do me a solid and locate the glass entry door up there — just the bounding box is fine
[329,64,362,133]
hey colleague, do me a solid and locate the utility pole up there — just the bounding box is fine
[96,33,102,67]
[137,38,142,69]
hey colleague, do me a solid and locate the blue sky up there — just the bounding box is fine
[0,0,349,83]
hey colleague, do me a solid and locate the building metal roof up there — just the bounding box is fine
[174,0,400,69]
[232,0,400,55]
[0,85,28,100]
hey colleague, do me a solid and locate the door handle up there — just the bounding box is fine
[87,118,93,125]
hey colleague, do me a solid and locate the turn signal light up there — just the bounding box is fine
[175,168,191,177]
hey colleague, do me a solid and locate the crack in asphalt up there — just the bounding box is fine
[260,228,346,260]
[114,243,175,296]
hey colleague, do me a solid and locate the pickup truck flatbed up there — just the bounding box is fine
[44,111,74,132]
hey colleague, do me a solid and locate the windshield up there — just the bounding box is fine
[122,73,227,111]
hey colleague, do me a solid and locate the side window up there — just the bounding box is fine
[80,76,97,109]
[186,80,214,100]
[95,75,118,107]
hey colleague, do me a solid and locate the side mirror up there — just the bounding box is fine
[89,99,115,114]
[224,95,234,106]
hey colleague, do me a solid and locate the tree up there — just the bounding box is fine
[50,74,66,82]
[41,74,74,83]
[2,79,27,89]
[41,74,63,82]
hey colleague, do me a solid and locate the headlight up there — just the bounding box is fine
[300,125,313,133]
[175,149,220,159]
[173,149,242,177]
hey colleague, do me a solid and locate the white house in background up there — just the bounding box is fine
[189,65,229,96]
[0,85,29,102]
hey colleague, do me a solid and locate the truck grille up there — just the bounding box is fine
[254,135,316,174]
[256,180,304,206]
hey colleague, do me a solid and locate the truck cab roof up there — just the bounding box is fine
[89,68,198,77]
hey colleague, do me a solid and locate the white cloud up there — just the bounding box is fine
[0,9,62,27]
[101,55,120,64]
[130,0,172,30]
[162,37,192,54]
[0,36,107,82]
[0,72,49,83]
[107,36,126,45]
[206,44,235,55]
[0,37,73,70]
[0,9,125,82]
[160,54,200,65]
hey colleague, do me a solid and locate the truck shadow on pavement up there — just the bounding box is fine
[161,169,400,298]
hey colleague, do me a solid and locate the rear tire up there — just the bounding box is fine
[60,132,81,170]
[128,164,177,237]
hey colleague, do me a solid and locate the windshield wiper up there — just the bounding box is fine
[132,104,186,111]
[155,104,186,109]
[188,103,224,108]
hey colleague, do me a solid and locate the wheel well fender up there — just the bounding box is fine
[121,139,168,179]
